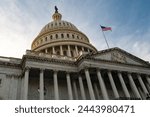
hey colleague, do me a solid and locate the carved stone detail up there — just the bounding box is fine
[111,52,126,63]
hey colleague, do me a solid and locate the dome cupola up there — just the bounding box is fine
[31,6,97,58]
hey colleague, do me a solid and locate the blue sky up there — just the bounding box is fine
[0,0,150,61]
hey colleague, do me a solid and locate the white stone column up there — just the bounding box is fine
[128,73,141,99]
[84,69,95,100]
[146,83,150,93]
[23,67,29,100]
[10,75,15,99]
[73,80,78,100]
[118,72,130,98]
[66,73,73,100]
[67,45,71,57]
[60,45,63,56]
[54,70,59,100]
[45,49,48,53]
[93,83,100,100]
[78,75,86,100]
[146,75,150,85]
[82,47,84,51]
[39,69,44,100]
[52,46,56,54]
[137,74,149,95]
[97,69,109,100]
[13,76,18,100]
[87,49,90,53]
[108,71,119,99]
[75,45,79,56]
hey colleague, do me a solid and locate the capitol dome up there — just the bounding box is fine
[31,7,97,58]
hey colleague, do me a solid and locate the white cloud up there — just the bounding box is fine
[0,1,41,58]
[0,0,149,64]
[115,32,150,62]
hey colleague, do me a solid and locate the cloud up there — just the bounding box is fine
[0,0,42,58]
[115,31,150,61]
[0,0,149,63]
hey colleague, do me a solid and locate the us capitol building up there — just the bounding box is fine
[0,7,150,100]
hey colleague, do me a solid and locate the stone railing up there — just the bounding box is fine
[26,50,76,61]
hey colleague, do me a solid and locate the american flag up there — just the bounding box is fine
[100,25,112,31]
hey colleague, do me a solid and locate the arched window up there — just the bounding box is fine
[59,22,61,26]
[40,39,43,43]
[67,34,69,38]
[61,34,64,38]
[55,22,57,26]
[51,23,53,27]
[50,35,53,39]
[63,22,65,26]
[77,36,79,39]
[72,34,74,39]
[45,37,47,41]
[56,34,58,39]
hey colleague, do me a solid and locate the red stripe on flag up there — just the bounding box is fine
[101,26,112,31]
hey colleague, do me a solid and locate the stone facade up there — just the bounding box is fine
[0,8,150,100]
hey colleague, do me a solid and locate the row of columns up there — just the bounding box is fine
[23,68,150,100]
[84,69,150,100]
[45,45,91,57]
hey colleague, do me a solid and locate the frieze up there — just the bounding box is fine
[111,52,126,63]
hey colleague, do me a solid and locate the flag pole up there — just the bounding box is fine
[101,30,110,49]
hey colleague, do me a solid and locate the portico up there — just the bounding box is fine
[22,54,150,100]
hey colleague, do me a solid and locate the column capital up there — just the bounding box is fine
[53,69,58,73]
[127,71,132,74]
[96,67,100,71]
[65,71,70,74]
[107,70,112,73]
[84,66,89,71]
[40,68,45,73]
[25,67,30,71]
[117,70,122,73]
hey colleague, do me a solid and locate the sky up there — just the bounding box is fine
[0,0,150,62]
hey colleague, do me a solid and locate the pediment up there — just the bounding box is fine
[90,48,149,66]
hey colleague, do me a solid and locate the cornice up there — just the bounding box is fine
[22,54,76,66]
[33,39,97,52]
[32,28,89,46]
[76,56,150,69]
[91,47,150,66]
[0,61,21,69]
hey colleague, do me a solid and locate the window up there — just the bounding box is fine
[61,34,64,38]
[67,34,69,38]
[40,39,43,43]
[56,34,58,39]
[50,35,53,39]
[45,37,47,41]
[63,51,67,56]
[72,34,74,39]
